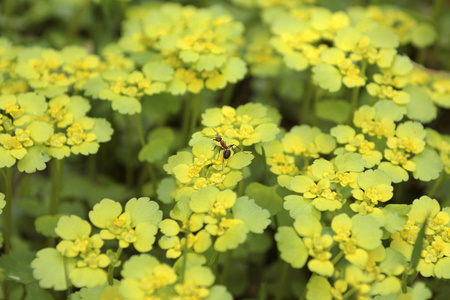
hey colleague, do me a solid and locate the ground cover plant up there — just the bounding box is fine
[0,0,450,299]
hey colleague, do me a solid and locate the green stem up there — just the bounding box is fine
[181,97,191,145]
[347,61,367,125]
[100,0,113,35]
[3,0,14,37]
[88,154,96,182]
[331,251,344,265]
[408,270,419,286]
[401,271,408,293]
[2,167,12,300]
[2,168,13,254]
[348,86,361,125]
[134,113,159,195]
[107,247,123,285]
[262,78,276,107]
[49,159,65,215]
[428,171,446,198]
[342,287,359,299]
[147,162,157,197]
[207,250,219,267]
[125,115,134,186]
[432,0,443,33]
[20,173,30,197]
[63,256,72,299]
[186,93,203,145]
[301,78,314,125]
[238,179,244,197]
[416,48,428,65]
[275,261,289,300]
[66,2,89,44]
[311,88,323,126]
[133,113,146,148]
[219,250,233,284]
[180,234,190,283]
[222,84,235,106]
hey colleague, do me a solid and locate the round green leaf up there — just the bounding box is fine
[245,183,282,216]
[275,227,307,268]
[412,148,443,181]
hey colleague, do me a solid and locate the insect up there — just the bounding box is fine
[208,128,244,163]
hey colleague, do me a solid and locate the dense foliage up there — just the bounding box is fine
[0,0,450,299]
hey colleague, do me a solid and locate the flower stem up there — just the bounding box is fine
[222,83,235,106]
[433,0,443,34]
[133,113,159,195]
[49,159,65,215]
[331,251,344,265]
[428,170,446,198]
[401,271,409,293]
[180,234,190,283]
[408,270,419,286]
[342,287,359,299]
[301,78,314,125]
[2,167,13,254]
[238,179,244,197]
[3,0,14,37]
[67,1,89,45]
[63,256,72,299]
[186,92,203,145]
[275,260,289,300]
[207,250,219,267]
[219,250,233,284]
[107,247,123,285]
[347,61,367,125]
[133,113,146,148]
[125,115,135,186]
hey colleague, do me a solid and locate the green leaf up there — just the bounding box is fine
[35,214,63,238]
[378,162,409,183]
[138,127,174,163]
[27,121,53,143]
[25,284,54,300]
[232,196,271,233]
[284,195,320,220]
[382,204,410,233]
[196,54,227,71]
[411,218,427,270]
[156,177,177,204]
[412,148,443,182]
[334,152,366,172]
[435,257,450,279]
[142,61,174,82]
[315,100,351,124]
[223,57,247,83]
[351,214,382,250]
[404,85,437,123]
[306,275,332,300]
[78,285,106,300]
[275,227,307,268]
[0,248,36,283]
[227,151,254,169]
[205,285,233,300]
[111,96,142,115]
[312,64,342,92]
[17,146,50,173]
[214,222,248,251]
[245,183,283,216]
[283,52,308,71]
[411,23,437,48]
[92,119,113,143]
[82,76,109,98]
[379,248,406,276]
[365,27,399,48]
